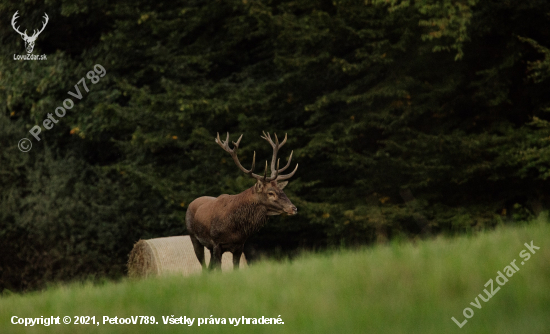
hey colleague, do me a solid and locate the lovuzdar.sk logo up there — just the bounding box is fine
[11,10,48,60]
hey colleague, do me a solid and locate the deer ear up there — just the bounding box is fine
[277,181,288,190]
[255,180,264,192]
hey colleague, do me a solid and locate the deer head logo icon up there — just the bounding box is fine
[11,11,49,54]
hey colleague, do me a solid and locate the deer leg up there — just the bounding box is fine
[232,246,243,270]
[189,234,206,270]
[207,248,215,270]
[211,244,223,270]
[206,248,215,271]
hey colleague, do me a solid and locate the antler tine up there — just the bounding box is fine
[279,133,288,148]
[232,134,243,148]
[278,150,293,173]
[276,163,299,181]
[215,132,226,149]
[263,161,268,181]
[215,132,262,181]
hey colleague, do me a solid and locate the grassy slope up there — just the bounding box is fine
[1,216,549,334]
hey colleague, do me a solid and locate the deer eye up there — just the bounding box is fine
[268,192,275,196]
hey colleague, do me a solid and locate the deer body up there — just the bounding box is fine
[186,132,298,270]
[186,189,268,267]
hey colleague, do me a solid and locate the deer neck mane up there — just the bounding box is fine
[229,187,268,236]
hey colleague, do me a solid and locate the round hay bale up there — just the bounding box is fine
[128,235,247,278]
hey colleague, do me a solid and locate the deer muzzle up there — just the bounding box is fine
[285,205,298,215]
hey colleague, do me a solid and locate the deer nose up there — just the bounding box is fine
[290,206,297,215]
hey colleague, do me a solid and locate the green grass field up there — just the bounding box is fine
[1,216,549,334]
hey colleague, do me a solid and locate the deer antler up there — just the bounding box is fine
[11,11,27,38]
[216,132,264,181]
[216,132,298,183]
[260,131,298,182]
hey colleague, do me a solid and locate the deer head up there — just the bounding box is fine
[215,131,299,216]
[12,11,49,54]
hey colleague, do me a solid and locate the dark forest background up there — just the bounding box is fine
[1,0,550,292]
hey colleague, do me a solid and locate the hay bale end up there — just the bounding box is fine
[128,235,247,278]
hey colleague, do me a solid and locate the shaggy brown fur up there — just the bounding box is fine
[186,181,296,270]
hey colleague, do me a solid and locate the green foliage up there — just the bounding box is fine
[1,0,550,291]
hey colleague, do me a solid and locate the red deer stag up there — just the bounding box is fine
[186,131,298,270]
